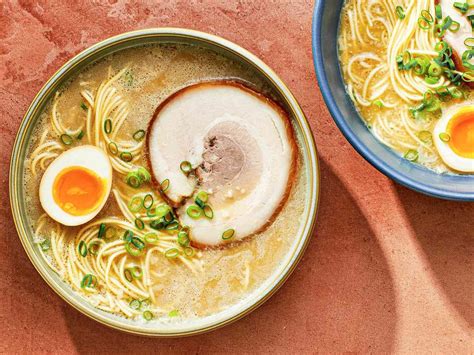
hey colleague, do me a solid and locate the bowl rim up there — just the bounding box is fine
[9,28,320,336]
[312,0,474,202]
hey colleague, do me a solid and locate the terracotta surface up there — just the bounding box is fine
[1,0,472,353]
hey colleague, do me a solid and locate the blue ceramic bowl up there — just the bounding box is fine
[312,0,474,201]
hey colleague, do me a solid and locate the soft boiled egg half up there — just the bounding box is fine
[39,145,113,226]
[434,103,474,173]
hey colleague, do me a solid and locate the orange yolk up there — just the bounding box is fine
[448,108,474,159]
[53,166,106,216]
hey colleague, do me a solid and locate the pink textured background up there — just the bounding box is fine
[1,1,472,353]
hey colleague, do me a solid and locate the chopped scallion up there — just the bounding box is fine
[132,129,146,142]
[78,240,87,257]
[60,134,73,145]
[222,229,235,240]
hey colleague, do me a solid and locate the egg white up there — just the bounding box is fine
[433,103,474,173]
[39,145,112,226]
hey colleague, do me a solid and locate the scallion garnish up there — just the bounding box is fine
[395,6,405,19]
[130,299,141,310]
[168,309,179,318]
[186,205,202,219]
[80,274,97,288]
[125,242,144,257]
[104,226,117,240]
[462,49,474,70]
[222,229,235,240]
[160,179,170,192]
[435,4,442,19]
[166,221,180,231]
[465,37,474,48]
[108,142,119,155]
[137,167,151,183]
[203,205,214,219]
[120,151,133,162]
[453,2,469,14]
[128,195,143,212]
[420,10,433,23]
[165,248,179,259]
[78,240,87,257]
[132,129,146,142]
[97,223,106,239]
[439,132,451,142]
[135,218,145,230]
[76,130,84,140]
[372,100,384,108]
[177,231,190,247]
[60,134,73,145]
[143,194,154,209]
[143,310,154,321]
[184,247,194,257]
[104,119,112,134]
[144,233,159,244]
[126,172,141,188]
[123,230,134,242]
[39,239,50,251]
[404,149,419,162]
[80,102,88,111]
[180,161,193,175]
[88,241,101,256]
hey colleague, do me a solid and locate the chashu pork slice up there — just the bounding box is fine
[147,81,297,247]
[437,0,473,86]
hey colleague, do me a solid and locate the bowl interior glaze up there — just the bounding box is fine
[312,0,474,201]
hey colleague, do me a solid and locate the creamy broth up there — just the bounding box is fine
[24,43,307,320]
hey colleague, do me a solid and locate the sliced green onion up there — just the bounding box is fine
[144,233,159,244]
[130,299,141,310]
[104,119,112,134]
[435,4,442,19]
[414,57,430,75]
[80,102,88,111]
[143,194,154,209]
[39,239,50,251]
[132,129,146,142]
[150,219,166,230]
[168,309,179,318]
[124,269,133,282]
[404,149,419,162]
[164,212,174,223]
[153,204,172,218]
[448,87,463,99]
[468,15,474,31]
[434,41,448,53]
[137,167,151,183]
[454,2,469,14]
[130,266,143,279]
[126,172,141,188]
[421,10,433,23]
[373,100,384,108]
[125,243,144,257]
[428,61,443,77]
[108,142,118,155]
[76,130,84,140]
[418,131,432,143]
[195,197,205,209]
[60,134,73,145]
[222,229,235,240]
[439,132,451,142]
[98,223,106,239]
[80,274,97,289]
[449,20,460,32]
[196,190,208,203]
[123,230,134,242]
[462,71,474,82]
[418,17,431,30]
[78,240,87,257]
[203,205,214,219]
[130,236,145,250]
[183,247,194,257]
[120,151,133,162]
[128,195,143,212]
[186,205,202,219]
[166,221,180,231]
[464,37,474,48]
[177,231,190,247]
[160,179,170,192]
[180,161,193,175]
[135,218,145,230]
[143,310,154,321]
[425,76,440,85]
[395,6,405,19]
[462,49,474,70]
[165,248,180,259]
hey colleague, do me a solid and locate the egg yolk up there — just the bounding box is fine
[53,166,106,216]
[448,108,474,159]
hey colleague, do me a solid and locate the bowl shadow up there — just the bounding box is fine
[394,184,473,328]
[60,159,397,353]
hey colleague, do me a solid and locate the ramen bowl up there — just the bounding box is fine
[9,28,319,336]
[312,0,474,201]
